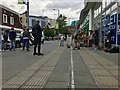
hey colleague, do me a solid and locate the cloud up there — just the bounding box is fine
[0,0,84,20]
[46,1,84,11]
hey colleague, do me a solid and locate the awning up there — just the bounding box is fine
[79,2,102,24]
[0,25,22,32]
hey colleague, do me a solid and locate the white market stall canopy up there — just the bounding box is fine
[0,25,23,32]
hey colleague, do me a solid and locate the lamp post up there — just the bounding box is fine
[27,0,29,29]
[53,9,60,35]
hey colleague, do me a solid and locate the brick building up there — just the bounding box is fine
[0,4,22,33]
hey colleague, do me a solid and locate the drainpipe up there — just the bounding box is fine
[27,0,29,29]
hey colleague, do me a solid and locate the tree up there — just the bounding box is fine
[56,14,69,35]
[44,27,55,40]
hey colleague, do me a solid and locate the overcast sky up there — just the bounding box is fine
[0,0,84,24]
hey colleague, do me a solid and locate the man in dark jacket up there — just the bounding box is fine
[32,20,43,55]
[9,28,17,51]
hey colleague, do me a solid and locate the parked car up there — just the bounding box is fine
[41,31,45,44]
[4,41,10,50]
[29,30,45,44]
[67,34,71,48]
[15,34,22,48]
[29,33,34,46]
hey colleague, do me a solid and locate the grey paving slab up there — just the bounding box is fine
[20,47,65,88]
[3,44,64,89]
[79,48,119,88]
[109,70,118,77]
[72,50,97,87]
[86,64,104,69]
[89,69,111,76]
[75,84,98,88]
[45,47,70,88]
[94,76,118,86]
[45,81,68,88]
[90,49,118,65]
[2,41,59,83]
[2,84,19,88]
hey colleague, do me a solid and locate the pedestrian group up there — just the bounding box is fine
[0,19,44,56]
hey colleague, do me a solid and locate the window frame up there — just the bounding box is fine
[10,17,14,25]
[3,14,7,23]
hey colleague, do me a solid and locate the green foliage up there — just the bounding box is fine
[44,27,55,38]
[56,14,69,35]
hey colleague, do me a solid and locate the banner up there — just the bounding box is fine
[101,13,120,45]
[18,0,26,4]
[118,14,120,45]
[105,15,110,36]
[110,14,117,44]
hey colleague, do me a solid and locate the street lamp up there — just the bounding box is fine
[53,9,60,35]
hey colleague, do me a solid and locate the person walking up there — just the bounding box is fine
[74,33,80,50]
[22,28,30,51]
[89,30,93,47]
[60,34,64,47]
[9,27,17,51]
[93,30,99,50]
[1,31,6,51]
[32,20,43,55]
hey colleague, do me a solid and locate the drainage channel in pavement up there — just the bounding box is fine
[79,47,118,88]
[2,47,64,89]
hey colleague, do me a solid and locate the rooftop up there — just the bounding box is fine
[0,4,19,15]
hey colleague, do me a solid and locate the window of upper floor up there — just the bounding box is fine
[3,14,7,23]
[10,17,14,25]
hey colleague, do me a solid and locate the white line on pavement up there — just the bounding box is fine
[71,45,75,90]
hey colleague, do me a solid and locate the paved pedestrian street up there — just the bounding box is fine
[2,41,119,89]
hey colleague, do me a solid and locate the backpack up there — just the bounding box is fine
[9,32,16,40]
[23,31,30,37]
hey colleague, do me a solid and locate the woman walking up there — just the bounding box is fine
[22,28,30,51]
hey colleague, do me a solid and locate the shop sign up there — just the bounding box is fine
[101,13,120,45]
[118,14,120,45]
[110,14,117,44]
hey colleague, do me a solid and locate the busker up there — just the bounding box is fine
[32,20,43,55]
[1,31,8,51]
